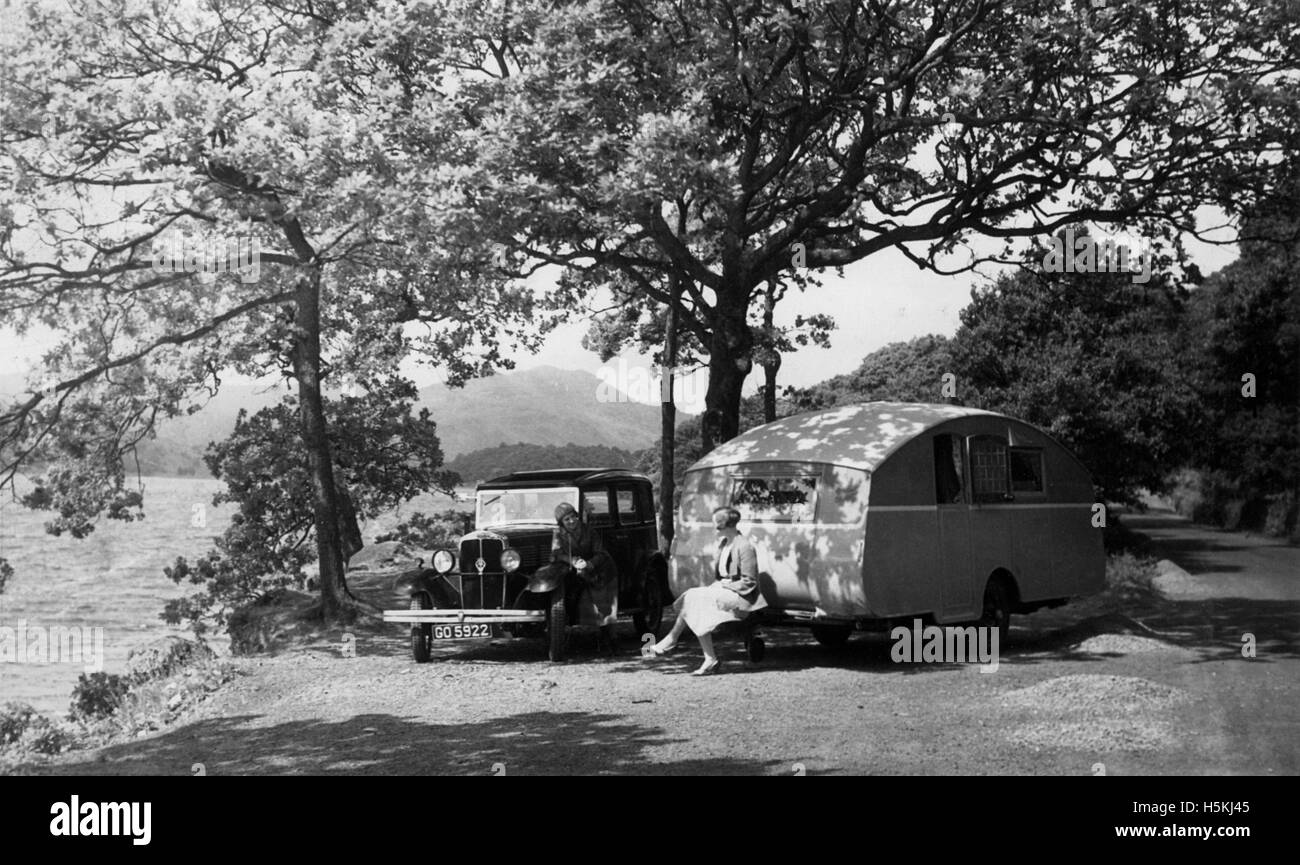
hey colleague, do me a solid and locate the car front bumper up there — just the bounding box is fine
[382,608,547,625]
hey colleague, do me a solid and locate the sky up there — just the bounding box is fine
[2,217,1240,415]
[473,220,1239,413]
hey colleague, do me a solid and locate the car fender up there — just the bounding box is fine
[528,565,568,594]
[408,570,457,607]
[637,550,671,597]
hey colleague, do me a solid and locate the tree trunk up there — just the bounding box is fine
[335,477,365,564]
[763,279,780,423]
[702,291,752,451]
[291,266,352,622]
[659,276,680,552]
[763,355,780,423]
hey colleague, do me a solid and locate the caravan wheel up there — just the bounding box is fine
[811,623,854,649]
[980,580,1012,647]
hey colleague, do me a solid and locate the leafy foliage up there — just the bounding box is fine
[948,237,1197,505]
[375,510,474,550]
[785,336,957,412]
[442,0,1296,440]
[1178,200,1300,500]
[69,673,130,721]
[0,0,550,618]
[163,378,458,634]
[0,703,39,747]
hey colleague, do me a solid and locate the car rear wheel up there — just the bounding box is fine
[811,623,854,649]
[632,572,665,638]
[410,594,433,663]
[547,589,568,662]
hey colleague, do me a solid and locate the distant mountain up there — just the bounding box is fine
[419,366,666,459]
[446,441,642,485]
[132,383,291,475]
[4,366,673,477]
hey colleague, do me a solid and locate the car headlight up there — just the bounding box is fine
[433,550,455,574]
[500,549,521,572]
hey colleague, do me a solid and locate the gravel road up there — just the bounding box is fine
[31,602,1299,775]
[24,510,1299,776]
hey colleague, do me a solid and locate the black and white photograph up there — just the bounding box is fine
[0,0,1296,800]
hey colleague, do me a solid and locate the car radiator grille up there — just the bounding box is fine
[457,537,508,609]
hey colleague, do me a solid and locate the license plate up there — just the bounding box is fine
[431,623,499,640]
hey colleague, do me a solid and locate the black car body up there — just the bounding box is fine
[383,468,670,662]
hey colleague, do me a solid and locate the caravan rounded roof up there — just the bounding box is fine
[690,402,999,472]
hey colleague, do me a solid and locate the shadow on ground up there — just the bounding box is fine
[35,710,781,776]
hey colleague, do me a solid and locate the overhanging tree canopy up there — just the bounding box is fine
[435,0,1297,445]
[0,0,554,619]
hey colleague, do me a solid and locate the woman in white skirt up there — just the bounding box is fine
[648,506,766,675]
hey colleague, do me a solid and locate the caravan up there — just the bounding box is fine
[670,403,1105,651]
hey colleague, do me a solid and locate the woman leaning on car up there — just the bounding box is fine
[539,501,619,655]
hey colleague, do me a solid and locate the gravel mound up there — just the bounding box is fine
[1072,634,1191,656]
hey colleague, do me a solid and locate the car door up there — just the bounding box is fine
[617,482,659,595]
[608,484,644,596]
[580,485,619,576]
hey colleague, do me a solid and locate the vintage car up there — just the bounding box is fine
[383,468,670,662]
[672,402,1106,657]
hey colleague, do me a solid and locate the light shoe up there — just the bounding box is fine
[649,638,677,657]
[691,658,722,676]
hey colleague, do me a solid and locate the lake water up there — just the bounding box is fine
[0,476,466,715]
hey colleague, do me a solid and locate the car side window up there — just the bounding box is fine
[615,486,641,525]
[583,488,614,527]
[613,484,654,526]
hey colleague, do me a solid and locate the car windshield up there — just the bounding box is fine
[476,487,579,528]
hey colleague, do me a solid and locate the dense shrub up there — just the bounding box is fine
[19,716,68,755]
[70,672,130,720]
[1167,467,1298,538]
[1104,552,1159,603]
[0,702,39,747]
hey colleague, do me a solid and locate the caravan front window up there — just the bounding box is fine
[730,476,818,523]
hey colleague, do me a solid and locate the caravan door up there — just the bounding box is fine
[933,434,974,619]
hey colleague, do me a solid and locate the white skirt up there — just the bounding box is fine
[679,582,751,636]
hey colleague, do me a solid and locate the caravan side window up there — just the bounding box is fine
[969,436,1010,502]
[1009,448,1045,494]
[933,434,964,503]
[730,476,818,523]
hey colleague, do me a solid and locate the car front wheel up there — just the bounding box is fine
[410,593,433,663]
